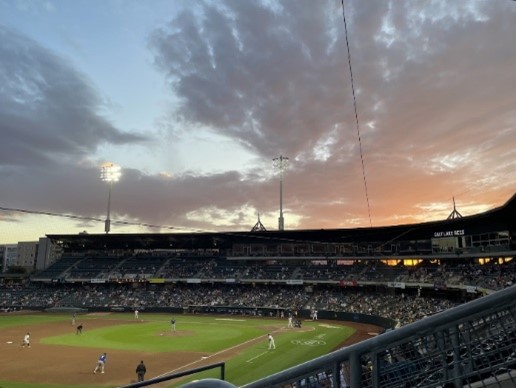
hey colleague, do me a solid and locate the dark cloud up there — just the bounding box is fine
[149,0,356,156]
[0,25,149,169]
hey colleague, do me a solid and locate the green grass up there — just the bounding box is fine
[208,323,355,387]
[42,318,268,352]
[1,313,355,387]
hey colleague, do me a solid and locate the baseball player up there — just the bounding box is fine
[267,333,276,350]
[93,352,107,374]
[22,332,31,348]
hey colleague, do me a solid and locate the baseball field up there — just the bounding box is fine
[0,311,379,387]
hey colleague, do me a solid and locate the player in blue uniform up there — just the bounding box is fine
[93,353,107,374]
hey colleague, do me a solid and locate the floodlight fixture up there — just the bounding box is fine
[100,162,122,234]
[273,155,289,231]
[100,163,122,183]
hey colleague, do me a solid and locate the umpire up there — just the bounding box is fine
[136,360,147,382]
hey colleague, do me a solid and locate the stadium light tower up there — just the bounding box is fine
[100,162,122,234]
[273,155,289,231]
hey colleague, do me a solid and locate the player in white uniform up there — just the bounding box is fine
[22,332,31,348]
[267,333,276,350]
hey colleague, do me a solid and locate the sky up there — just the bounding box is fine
[0,0,515,244]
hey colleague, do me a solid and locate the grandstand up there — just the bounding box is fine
[28,192,514,294]
[44,192,514,260]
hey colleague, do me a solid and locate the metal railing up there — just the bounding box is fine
[243,285,516,388]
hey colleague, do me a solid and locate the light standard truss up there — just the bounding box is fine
[273,155,289,231]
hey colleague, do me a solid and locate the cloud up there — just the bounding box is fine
[148,0,515,228]
[1,0,515,241]
[0,25,149,169]
[149,0,356,157]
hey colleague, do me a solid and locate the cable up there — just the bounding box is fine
[0,204,459,257]
[0,204,389,247]
[341,0,373,228]
[0,206,198,233]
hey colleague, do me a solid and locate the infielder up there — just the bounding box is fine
[267,333,276,350]
[93,352,107,374]
[22,332,31,348]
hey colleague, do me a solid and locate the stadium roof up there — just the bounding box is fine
[47,193,515,251]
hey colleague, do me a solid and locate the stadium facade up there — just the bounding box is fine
[47,193,515,260]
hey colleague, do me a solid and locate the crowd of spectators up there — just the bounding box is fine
[30,255,516,293]
[2,255,514,328]
[1,280,462,327]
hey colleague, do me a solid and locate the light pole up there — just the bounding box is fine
[100,162,121,234]
[273,155,289,231]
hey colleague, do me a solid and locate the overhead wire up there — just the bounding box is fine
[0,206,198,233]
[0,205,366,247]
[341,0,373,228]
